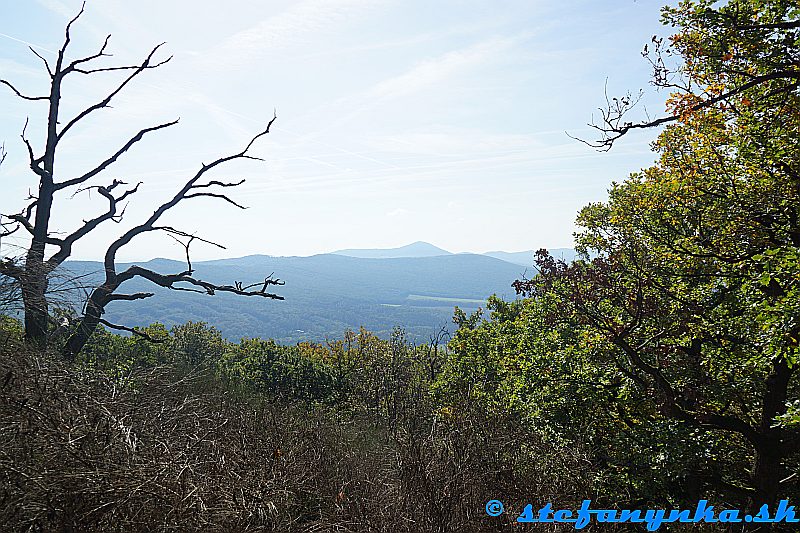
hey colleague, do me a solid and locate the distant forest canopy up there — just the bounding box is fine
[46,246,569,343]
[3,240,576,344]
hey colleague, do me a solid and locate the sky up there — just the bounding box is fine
[0,0,676,261]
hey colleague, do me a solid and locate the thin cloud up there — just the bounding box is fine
[370,128,546,157]
[234,140,651,196]
[363,36,524,101]
[386,208,410,218]
[202,0,381,69]
[32,0,75,18]
[293,34,528,144]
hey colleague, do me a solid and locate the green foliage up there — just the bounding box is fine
[170,321,226,366]
[441,292,740,506]
[219,338,339,403]
[323,327,439,423]
[0,315,23,344]
[776,399,800,427]
[752,247,800,367]
[79,323,171,370]
[0,321,601,532]
[439,0,800,510]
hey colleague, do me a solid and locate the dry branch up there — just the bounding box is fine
[0,1,284,357]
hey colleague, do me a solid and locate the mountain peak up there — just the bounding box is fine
[332,241,452,259]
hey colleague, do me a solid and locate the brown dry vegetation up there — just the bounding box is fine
[0,323,596,532]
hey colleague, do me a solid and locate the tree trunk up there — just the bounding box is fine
[21,254,49,345]
[61,292,105,360]
[62,314,100,361]
[21,71,61,346]
[748,438,783,531]
[745,358,793,531]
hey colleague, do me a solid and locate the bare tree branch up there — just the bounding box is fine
[155,226,225,249]
[166,233,197,273]
[0,80,49,101]
[5,214,35,236]
[182,192,247,209]
[22,196,38,225]
[574,12,800,151]
[98,318,165,342]
[59,114,281,359]
[736,20,800,31]
[64,34,111,73]
[102,113,277,276]
[46,180,142,271]
[57,1,85,64]
[56,43,172,144]
[579,70,800,149]
[54,120,179,191]
[0,258,24,281]
[5,2,283,357]
[21,119,45,178]
[116,265,285,300]
[105,292,154,302]
[0,223,20,240]
[29,47,54,78]
[193,179,246,189]
[160,226,226,274]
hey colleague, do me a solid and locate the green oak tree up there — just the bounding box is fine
[439,0,800,520]
[527,0,800,516]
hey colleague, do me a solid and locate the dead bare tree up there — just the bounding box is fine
[0,3,284,359]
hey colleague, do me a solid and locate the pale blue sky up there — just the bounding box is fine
[1,0,674,261]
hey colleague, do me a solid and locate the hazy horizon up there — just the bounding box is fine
[2,0,673,262]
[63,239,574,263]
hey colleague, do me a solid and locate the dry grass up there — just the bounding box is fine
[1,334,604,532]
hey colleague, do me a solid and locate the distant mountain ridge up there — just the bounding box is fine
[332,241,451,259]
[59,243,576,344]
[62,252,526,344]
[482,248,578,266]
[333,241,577,267]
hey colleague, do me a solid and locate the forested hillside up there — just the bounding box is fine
[60,252,525,342]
